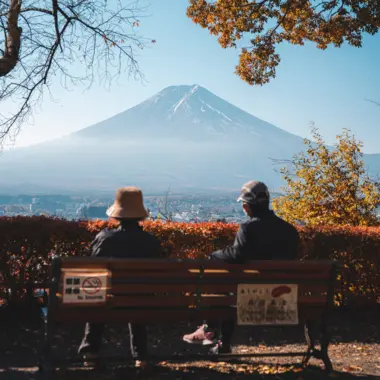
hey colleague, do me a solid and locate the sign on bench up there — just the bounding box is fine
[237,284,298,325]
[62,269,110,304]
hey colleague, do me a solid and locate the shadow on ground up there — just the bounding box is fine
[0,362,379,380]
[1,308,379,379]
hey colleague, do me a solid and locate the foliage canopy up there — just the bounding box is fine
[273,127,380,226]
[187,0,380,85]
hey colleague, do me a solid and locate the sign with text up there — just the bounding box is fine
[237,284,298,325]
[62,269,110,304]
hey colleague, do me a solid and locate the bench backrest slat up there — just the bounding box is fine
[60,258,335,272]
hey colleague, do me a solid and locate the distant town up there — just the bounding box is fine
[0,193,251,223]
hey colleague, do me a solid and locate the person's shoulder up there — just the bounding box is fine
[141,229,161,243]
[275,214,298,233]
[243,216,261,225]
[95,228,118,241]
[242,217,261,227]
[133,225,157,240]
[239,219,259,232]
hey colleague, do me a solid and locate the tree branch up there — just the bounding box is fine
[0,0,22,77]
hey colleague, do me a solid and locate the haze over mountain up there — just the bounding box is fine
[0,85,379,194]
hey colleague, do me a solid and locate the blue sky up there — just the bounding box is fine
[13,0,380,153]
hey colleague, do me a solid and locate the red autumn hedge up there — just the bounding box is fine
[1,216,379,306]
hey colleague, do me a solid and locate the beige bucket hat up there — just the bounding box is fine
[106,187,149,219]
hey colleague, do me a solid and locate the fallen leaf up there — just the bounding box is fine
[345,365,363,372]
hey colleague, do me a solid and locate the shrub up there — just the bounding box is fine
[1,217,379,307]
[0,216,93,303]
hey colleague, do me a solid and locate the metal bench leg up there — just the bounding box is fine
[320,318,333,372]
[302,321,315,367]
[38,312,55,380]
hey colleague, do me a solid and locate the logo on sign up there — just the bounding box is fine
[82,277,102,295]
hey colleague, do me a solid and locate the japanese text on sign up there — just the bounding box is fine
[237,284,298,325]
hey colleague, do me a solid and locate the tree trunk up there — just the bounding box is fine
[0,0,22,77]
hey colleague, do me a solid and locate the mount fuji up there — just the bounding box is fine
[74,84,303,146]
[0,85,378,194]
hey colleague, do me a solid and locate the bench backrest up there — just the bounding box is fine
[48,258,338,324]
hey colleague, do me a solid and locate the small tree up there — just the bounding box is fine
[272,127,380,226]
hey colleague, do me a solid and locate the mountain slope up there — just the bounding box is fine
[0,85,378,194]
[74,84,304,147]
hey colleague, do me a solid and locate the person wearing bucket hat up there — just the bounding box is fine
[183,180,299,354]
[78,187,162,366]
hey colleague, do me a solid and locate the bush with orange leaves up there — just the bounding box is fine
[1,217,379,307]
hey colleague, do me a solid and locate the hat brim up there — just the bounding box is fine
[237,195,268,204]
[106,204,149,219]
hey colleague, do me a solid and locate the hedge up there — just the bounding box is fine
[1,216,379,307]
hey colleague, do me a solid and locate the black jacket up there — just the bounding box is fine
[210,211,299,263]
[91,221,162,258]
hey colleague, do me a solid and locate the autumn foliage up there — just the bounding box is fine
[273,128,380,227]
[1,216,379,308]
[187,0,380,85]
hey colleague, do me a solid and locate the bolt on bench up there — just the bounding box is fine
[39,257,338,377]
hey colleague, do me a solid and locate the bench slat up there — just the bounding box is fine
[110,274,331,284]
[107,295,327,308]
[61,258,336,272]
[110,271,332,280]
[112,283,199,294]
[56,294,327,308]
[53,306,328,324]
[111,282,330,295]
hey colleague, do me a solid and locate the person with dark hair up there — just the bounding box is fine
[182,180,299,354]
[78,187,162,366]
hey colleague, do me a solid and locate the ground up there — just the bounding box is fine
[0,308,379,379]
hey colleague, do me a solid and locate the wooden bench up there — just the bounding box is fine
[38,257,338,377]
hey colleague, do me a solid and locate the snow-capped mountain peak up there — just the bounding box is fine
[74,84,302,144]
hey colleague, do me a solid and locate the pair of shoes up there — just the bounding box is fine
[82,353,105,369]
[183,324,216,346]
[209,341,232,355]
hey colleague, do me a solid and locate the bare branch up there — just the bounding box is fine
[0,0,150,148]
[366,98,380,106]
[52,0,62,51]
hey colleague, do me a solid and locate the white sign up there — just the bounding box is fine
[237,284,298,325]
[62,269,109,304]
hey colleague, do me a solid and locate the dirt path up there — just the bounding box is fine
[0,309,379,379]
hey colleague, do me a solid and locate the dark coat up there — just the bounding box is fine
[90,221,162,258]
[210,210,299,263]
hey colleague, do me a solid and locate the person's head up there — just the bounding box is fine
[106,187,149,223]
[237,181,270,218]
